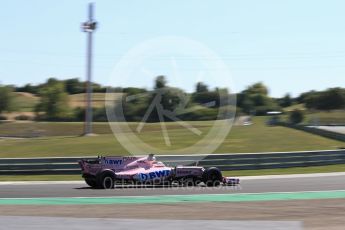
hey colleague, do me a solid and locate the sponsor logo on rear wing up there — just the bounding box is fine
[101,156,141,165]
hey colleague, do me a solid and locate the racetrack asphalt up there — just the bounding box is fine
[1,174,345,198]
[0,217,302,230]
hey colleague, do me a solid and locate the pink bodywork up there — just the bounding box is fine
[79,155,205,182]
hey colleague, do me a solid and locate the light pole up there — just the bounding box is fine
[82,3,97,136]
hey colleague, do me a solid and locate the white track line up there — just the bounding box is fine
[1,172,345,185]
[0,180,84,185]
[239,172,345,180]
[1,189,345,200]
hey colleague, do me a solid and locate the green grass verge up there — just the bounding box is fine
[222,164,345,176]
[304,110,345,125]
[0,164,344,181]
[0,175,82,181]
[0,117,344,157]
[280,107,345,125]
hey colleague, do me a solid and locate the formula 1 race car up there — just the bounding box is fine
[79,154,240,189]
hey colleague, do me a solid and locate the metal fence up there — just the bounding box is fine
[1,150,345,175]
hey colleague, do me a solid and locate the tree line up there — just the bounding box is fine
[297,88,345,110]
[15,78,111,95]
[119,76,233,122]
[1,76,345,121]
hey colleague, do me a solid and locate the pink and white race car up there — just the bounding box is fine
[79,154,240,189]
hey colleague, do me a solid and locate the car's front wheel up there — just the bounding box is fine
[202,167,222,187]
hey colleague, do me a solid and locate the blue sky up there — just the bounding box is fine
[1,0,345,97]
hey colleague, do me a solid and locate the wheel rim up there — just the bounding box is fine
[103,176,113,189]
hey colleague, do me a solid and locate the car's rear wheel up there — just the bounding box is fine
[97,171,115,189]
[202,167,222,187]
